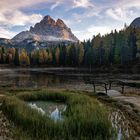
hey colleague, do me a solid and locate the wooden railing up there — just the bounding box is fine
[108,80,125,94]
[84,78,125,94]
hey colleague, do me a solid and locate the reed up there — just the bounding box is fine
[2,90,114,140]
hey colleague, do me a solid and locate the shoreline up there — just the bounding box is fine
[0,64,140,74]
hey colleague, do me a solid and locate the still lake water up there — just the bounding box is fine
[28,101,66,121]
[0,68,90,88]
[0,67,139,90]
[0,67,114,92]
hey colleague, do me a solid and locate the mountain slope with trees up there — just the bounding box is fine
[0,26,140,69]
[131,17,140,28]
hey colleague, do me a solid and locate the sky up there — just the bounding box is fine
[0,0,140,41]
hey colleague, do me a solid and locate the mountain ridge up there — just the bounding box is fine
[12,15,79,43]
[130,17,140,27]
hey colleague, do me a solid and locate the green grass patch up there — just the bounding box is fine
[2,90,114,140]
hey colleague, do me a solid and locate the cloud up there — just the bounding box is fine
[73,30,92,41]
[0,10,43,27]
[73,0,94,8]
[0,0,99,28]
[74,25,123,41]
[88,25,122,35]
[0,0,140,40]
[0,27,17,39]
[106,8,137,21]
[0,0,44,28]
[118,0,140,9]
[50,1,62,11]
[106,0,140,21]
[0,0,48,9]
[87,26,112,36]
[106,8,124,21]
[65,0,140,40]
[0,0,47,39]
[72,7,101,24]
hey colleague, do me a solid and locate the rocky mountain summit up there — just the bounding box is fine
[130,17,140,27]
[12,15,79,43]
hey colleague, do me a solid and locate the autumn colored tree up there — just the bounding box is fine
[55,47,60,65]
[48,50,53,64]
[19,49,30,66]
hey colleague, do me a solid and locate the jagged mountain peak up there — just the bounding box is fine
[12,15,79,43]
[56,18,66,27]
[44,15,52,20]
[41,15,56,25]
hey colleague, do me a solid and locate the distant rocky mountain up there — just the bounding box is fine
[0,38,13,45]
[12,15,79,43]
[130,17,140,27]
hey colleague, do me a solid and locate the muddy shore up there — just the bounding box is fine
[0,106,15,140]
[96,95,140,138]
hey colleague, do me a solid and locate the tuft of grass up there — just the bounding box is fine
[2,90,114,140]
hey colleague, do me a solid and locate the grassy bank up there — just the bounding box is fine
[1,90,114,140]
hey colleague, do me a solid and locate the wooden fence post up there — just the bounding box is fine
[93,82,96,93]
[105,84,108,94]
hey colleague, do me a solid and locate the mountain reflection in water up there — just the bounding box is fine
[28,101,66,121]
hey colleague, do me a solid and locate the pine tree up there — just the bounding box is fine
[78,43,84,66]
